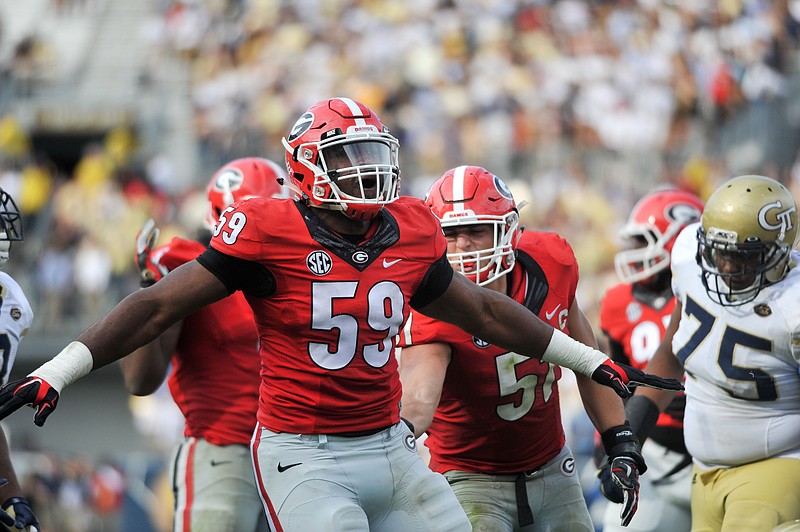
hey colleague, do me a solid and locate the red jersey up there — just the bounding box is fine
[152,237,260,446]
[206,197,449,434]
[398,231,577,474]
[599,283,684,433]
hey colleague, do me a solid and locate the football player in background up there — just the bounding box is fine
[120,158,287,532]
[598,189,703,532]
[0,188,40,531]
[624,175,800,531]
[398,166,645,531]
[0,98,682,532]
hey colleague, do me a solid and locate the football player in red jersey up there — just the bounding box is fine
[0,98,682,532]
[120,157,288,532]
[598,189,703,532]
[397,166,643,531]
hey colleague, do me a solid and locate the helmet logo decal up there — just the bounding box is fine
[758,200,795,233]
[666,203,701,224]
[288,112,314,142]
[493,175,514,200]
[306,250,333,276]
[214,168,244,207]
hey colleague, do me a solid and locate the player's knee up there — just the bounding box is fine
[725,501,782,531]
[284,500,368,532]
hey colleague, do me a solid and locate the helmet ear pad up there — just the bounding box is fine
[426,166,519,286]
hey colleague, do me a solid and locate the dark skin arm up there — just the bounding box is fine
[400,297,625,438]
[417,272,558,359]
[78,260,228,370]
[119,320,183,396]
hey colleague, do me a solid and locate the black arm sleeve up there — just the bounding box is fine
[625,394,662,445]
[196,247,276,298]
[409,252,454,310]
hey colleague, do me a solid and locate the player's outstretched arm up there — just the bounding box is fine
[0,261,229,426]
[417,273,684,399]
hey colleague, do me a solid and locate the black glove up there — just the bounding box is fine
[0,377,60,427]
[1,497,40,531]
[591,359,684,399]
[135,218,163,288]
[598,422,646,527]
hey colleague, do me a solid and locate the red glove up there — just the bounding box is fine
[0,376,60,427]
[591,359,684,399]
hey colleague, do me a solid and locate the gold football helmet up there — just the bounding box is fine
[697,175,798,305]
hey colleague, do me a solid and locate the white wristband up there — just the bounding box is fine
[541,328,608,377]
[29,341,94,393]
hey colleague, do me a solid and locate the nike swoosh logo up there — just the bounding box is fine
[210,460,233,467]
[383,258,402,268]
[545,304,561,320]
[277,462,302,473]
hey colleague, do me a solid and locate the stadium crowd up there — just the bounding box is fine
[0,1,798,530]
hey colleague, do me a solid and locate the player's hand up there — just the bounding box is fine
[598,422,645,527]
[591,359,684,399]
[0,377,59,427]
[1,497,40,531]
[135,218,163,288]
[598,458,639,527]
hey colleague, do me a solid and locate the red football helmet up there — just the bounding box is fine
[205,157,288,230]
[426,166,520,286]
[281,97,400,220]
[614,188,704,284]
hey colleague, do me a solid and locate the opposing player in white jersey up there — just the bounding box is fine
[598,189,703,532]
[0,188,40,531]
[626,175,800,531]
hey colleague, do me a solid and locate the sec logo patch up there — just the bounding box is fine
[307,250,333,276]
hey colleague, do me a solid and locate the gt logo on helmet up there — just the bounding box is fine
[758,201,796,232]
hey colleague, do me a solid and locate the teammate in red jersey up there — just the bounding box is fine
[597,189,703,532]
[0,98,682,532]
[398,166,643,531]
[120,157,287,532]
